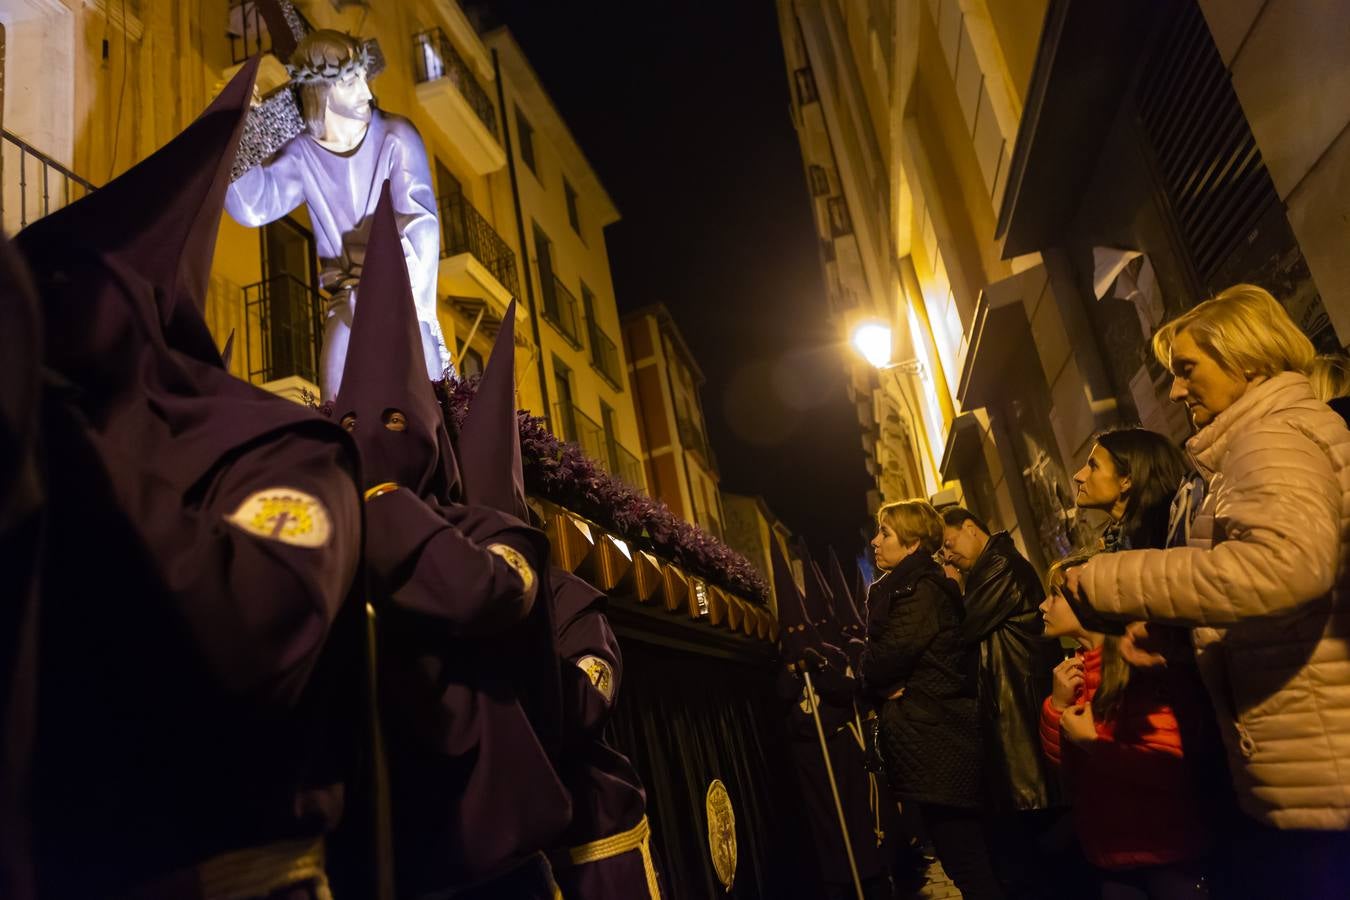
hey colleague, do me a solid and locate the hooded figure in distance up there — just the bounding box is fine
[773,543,885,899]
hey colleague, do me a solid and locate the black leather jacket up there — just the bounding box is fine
[961,532,1061,812]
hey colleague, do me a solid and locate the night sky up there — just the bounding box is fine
[475,0,875,560]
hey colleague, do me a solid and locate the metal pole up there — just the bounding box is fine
[802,669,865,900]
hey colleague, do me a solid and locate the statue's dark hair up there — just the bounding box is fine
[288,30,369,138]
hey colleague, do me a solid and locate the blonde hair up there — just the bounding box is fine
[1151,284,1315,378]
[877,500,943,554]
[1308,354,1350,402]
[1046,551,1096,594]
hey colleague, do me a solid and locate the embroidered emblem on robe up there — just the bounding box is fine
[488,542,536,593]
[226,488,331,548]
[578,655,615,702]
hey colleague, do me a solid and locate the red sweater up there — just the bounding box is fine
[1040,646,1211,870]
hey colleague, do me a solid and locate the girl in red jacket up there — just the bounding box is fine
[1040,556,1211,899]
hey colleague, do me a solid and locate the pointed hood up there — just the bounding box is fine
[16,60,347,495]
[771,539,813,667]
[22,58,262,370]
[457,301,528,520]
[332,181,457,498]
[800,548,845,648]
[220,330,236,371]
[827,546,866,641]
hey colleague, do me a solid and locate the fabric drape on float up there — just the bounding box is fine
[607,639,824,899]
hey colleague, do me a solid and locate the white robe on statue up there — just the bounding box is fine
[226,107,451,399]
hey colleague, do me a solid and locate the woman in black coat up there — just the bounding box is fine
[863,500,1005,900]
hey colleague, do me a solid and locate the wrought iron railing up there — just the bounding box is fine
[555,401,645,493]
[244,273,323,386]
[227,0,312,65]
[677,412,718,471]
[1,130,95,231]
[438,191,520,298]
[612,441,645,493]
[587,320,624,389]
[412,28,499,140]
[541,274,583,349]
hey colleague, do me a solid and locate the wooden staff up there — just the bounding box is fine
[802,670,865,900]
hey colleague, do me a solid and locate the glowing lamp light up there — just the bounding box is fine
[851,321,893,369]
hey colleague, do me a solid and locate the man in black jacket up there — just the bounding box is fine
[941,508,1064,899]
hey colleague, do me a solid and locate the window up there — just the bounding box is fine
[553,357,577,442]
[808,164,830,196]
[600,400,619,472]
[253,216,320,384]
[794,67,818,105]
[435,159,461,199]
[459,345,484,379]
[827,196,853,236]
[515,106,536,174]
[564,179,582,235]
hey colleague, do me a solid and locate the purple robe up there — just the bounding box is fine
[365,492,571,897]
[16,60,367,898]
[0,234,41,900]
[549,570,662,899]
[225,108,449,397]
[777,666,884,891]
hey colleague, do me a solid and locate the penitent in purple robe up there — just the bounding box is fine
[18,62,365,899]
[225,107,450,398]
[549,569,663,899]
[337,187,569,898]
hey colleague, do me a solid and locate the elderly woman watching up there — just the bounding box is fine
[1063,284,1350,898]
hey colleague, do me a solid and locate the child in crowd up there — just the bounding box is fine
[1039,556,1211,900]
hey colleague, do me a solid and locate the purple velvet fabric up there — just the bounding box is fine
[452,298,564,755]
[16,63,365,897]
[549,569,656,899]
[330,183,458,499]
[0,234,42,900]
[341,184,567,895]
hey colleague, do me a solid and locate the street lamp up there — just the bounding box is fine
[849,321,925,377]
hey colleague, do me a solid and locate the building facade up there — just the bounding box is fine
[721,492,796,615]
[777,0,1350,572]
[623,303,726,538]
[0,0,644,492]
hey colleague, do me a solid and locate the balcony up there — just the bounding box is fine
[413,28,506,176]
[437,191,519,321]
[541,274,584,349]
[587,320,624,390]
[243,273,323,402]
[555,402,645,494]
[1,130,95,234]
[676,412,718,472]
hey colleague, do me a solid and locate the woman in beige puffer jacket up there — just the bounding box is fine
[1064,285,1350,892]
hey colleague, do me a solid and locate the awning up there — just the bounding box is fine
[995,0,1178,258]
[957,270,1038,410]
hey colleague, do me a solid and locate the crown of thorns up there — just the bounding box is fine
[286,40,373,86]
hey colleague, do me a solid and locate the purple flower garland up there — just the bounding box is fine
[439,377,770,604]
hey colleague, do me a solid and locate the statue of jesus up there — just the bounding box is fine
[226,29,451,400]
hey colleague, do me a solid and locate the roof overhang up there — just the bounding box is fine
[995,0,1176,258]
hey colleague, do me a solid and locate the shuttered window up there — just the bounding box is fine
[1134,0,1278,288]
